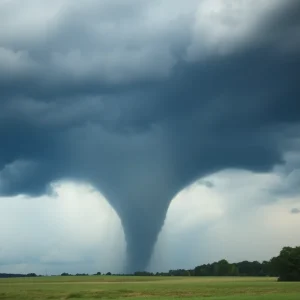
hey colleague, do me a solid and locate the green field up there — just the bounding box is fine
[0,276,300,300]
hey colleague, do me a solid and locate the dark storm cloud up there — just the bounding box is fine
[1,0,300,272]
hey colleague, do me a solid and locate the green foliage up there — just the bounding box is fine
[270,246,300,281]
[168,269,191,276]
[134,271,154,276]
[194,259,272,277]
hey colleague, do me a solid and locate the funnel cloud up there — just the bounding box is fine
[1,0,300,272]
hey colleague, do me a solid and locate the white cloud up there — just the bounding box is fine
[150,168,300,271]
[0,182,125,275]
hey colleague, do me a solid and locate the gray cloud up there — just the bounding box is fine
[1,0,300,272]
[197,180,214,188]
[270,150,300,197]
[291,208,300,214]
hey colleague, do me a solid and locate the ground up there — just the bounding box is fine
[0,276,300,299]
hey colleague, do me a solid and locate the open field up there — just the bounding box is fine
[0,276,300,300]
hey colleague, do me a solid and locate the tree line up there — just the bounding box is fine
[134,246,300,281]
[132,260,273,277]
[1,246,299,281]
[0,273,38,278]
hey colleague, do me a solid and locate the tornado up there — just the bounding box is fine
[84,129,187,273]
[94,175,181,273]
[119,197,171,273]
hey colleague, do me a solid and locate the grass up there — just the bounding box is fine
[0,276,300,299]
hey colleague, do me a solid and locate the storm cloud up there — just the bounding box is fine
[1,0,300,272]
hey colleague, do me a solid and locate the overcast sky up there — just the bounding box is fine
[0,0,300,274]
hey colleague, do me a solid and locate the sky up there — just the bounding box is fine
[0,0,300,274]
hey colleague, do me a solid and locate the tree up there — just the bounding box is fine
[134,271,153,276]
[229,264,239,276]
[96,272,102,276]
[270,246,300,281]
[217,259,231,276]
[261,261,271,276]
[168,269,190,276]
